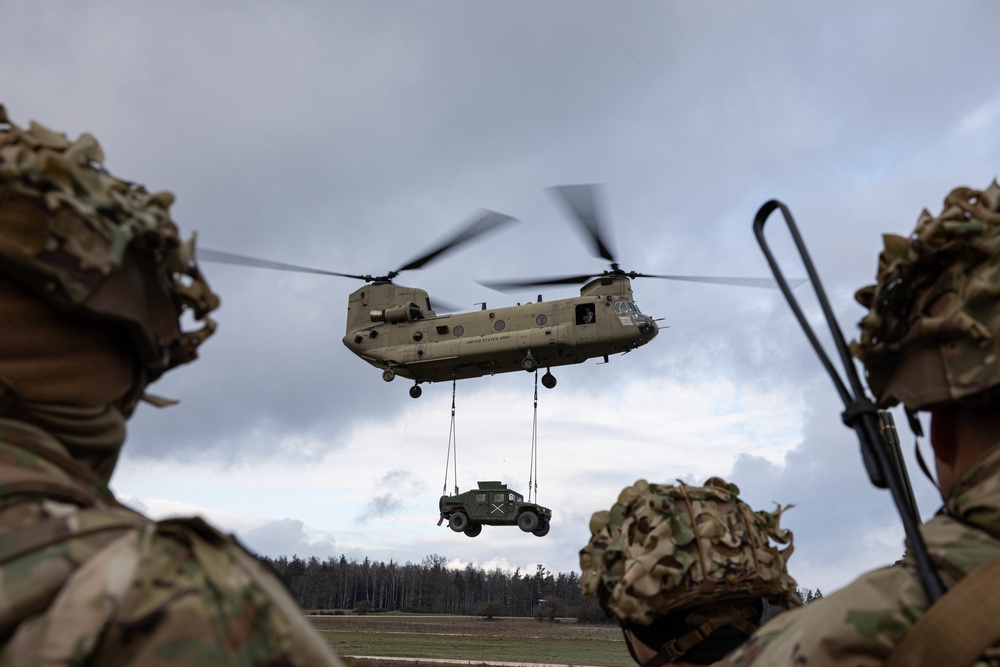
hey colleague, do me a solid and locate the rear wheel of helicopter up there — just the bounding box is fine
[521,355,538,372]
[409,385,422,399]
[541,372,557,389]
[382,369,395,382]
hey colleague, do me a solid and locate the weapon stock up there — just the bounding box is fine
[752,200,944,603]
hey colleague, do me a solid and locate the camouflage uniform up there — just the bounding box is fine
[715,181,1000,666]
[0,108,345,666]
[715,442,1000,667]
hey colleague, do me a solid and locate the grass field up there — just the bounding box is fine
[308,613,632,667]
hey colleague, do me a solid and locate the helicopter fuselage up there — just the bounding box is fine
[342,275,658,386]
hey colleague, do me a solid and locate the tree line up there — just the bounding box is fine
[258,552,822,620]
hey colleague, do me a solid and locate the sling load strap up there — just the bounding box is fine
[884,552,1000,667]
[442,379,458,496]
[527,370,539,503]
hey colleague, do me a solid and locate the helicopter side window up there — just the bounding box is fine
[576,304,595,325]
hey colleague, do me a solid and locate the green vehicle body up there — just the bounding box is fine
[438,481,553,538]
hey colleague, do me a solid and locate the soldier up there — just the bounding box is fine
[0,106,346,665]
[716,180,1000,665]
[579,477,801,666]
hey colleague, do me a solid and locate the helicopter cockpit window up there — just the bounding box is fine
[576,304,596,325]
[614,300,639,315]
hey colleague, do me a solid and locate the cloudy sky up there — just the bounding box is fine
[3,2,999,595]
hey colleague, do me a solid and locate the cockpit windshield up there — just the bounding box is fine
[613,299,640,315]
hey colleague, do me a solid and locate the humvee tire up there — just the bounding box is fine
[532,520,550,537]
[517,510,539,532]
[464,523,483,537]
[449,511,470,532]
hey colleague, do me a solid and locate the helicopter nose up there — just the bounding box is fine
[637,317,658,339]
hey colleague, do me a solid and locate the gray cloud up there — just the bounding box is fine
[357,469,427,522]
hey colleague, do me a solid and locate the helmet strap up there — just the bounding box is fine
[622,606,759,667]
[906,407,941,492]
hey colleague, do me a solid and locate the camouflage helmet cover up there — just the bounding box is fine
[0,105,219,406]
[852,180,1000,410]
[579,477,800,629]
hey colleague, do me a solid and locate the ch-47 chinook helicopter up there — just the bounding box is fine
[200,185,792,398]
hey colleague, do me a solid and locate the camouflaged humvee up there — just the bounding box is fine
[438,481,552,537]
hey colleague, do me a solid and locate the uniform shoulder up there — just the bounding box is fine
[714,564,922,666]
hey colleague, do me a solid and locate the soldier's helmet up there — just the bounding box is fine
[0,106,219,415]
[852,180,1000,410]
[580,477,800,662]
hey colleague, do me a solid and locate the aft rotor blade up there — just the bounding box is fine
[548,184,616,262]
[396,209,517,273]
[198,248,368,280]
[478,273,599,291]
[639,274,808,289]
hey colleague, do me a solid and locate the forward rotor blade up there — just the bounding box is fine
[547,184,615,262]
[396,209,517,273]
[478,273,599,292]
[639,274,808,289]
[198,248,368,280]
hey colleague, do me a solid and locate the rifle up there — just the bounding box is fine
[752,200,945,603]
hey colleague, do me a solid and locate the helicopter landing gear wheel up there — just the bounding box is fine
[409,384,422,399]
[382,369,395,382]
[541,372,557,389]
[521,355,538,373]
